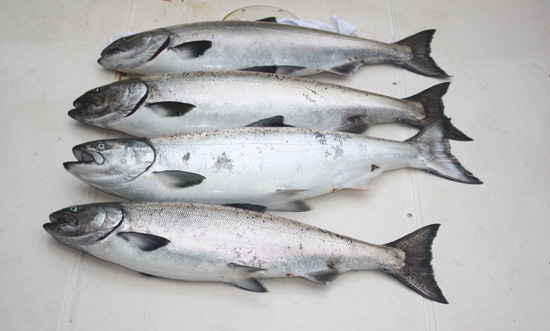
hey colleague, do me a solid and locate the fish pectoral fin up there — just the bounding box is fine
[170,40,212,59]
[227,262,268,292]
[117,232,170,252]
[335,115,370,134]
[240,65,306,75]
[328,61,362,76]
[256,17,277,23]
[153,170,205,188]
[342,165,386,190]
[147,102,195,117]
[246,116,293,128]
[224,204,267,213]
[302,268,341,286]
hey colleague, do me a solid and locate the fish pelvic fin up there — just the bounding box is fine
[407,119,482,184]
[227,263,268,292]
[403,83,472,142]
[394,30,450,78]
[382,224,448,304]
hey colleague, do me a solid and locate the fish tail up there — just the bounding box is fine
[394,30,450,78]
[406,119,482,184]
[382,224,448,304]
[403,83,472,141]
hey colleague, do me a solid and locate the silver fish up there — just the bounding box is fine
[43,201,448,303]
[97,20,449,77]
[63,121,481,212]
[68,72,470,140]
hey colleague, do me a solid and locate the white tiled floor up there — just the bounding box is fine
[1,0,548,330]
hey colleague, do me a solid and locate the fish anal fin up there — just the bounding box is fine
[336,115,370,134]
[342,165,386,190]
[153,170,205,188]
[240,65,306,75]
[224,204,267,213]
[256,17,278,23]
[328,61,362,76]
[171,40,212,59]
[246,115,293,128]
[272,189,311,212]
[147,102,195,117]
[302,268,341,286]
[117,232,171,252]
[227,262,268,292]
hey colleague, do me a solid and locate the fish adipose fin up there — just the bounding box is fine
[227,262,268,292]
[256,17,278,23]
[381,224,448,304]
[153,170,206,188]
[394,30,450,78]
[403,83,472,141]
[407,119,482,184]
[117,232,171,252]
[147,102,195,117]
[171,40,212,59]
[240,65,307,75]
[246,116,294,128]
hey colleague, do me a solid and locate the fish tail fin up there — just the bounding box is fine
[403,83,472,141]
[406,119,482,184]
[394,30,450,78]
[382,224,448,304]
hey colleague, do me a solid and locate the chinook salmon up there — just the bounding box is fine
[63,121,481,212]
[98,20,449,77]
[44,201,448,303]
[68,72,470,140]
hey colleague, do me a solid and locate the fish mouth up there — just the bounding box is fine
[63,148,105,170]
[43,212,77,235]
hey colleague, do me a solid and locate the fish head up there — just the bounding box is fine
[63,138,155,188]
[68,79,148,128]
[44,203,124,247]
[98,29,171,72]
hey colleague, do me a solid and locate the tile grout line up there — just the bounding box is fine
[64,253,83,331]
[387,0,432,330]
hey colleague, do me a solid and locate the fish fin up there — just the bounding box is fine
[153,170,206,188]
[336,115,370,134]
[139,272,160,278]
[342,165,386,190]
[394,30,450,78]
[402,83,472,141]
[273,200,311,212]
[240,65,306,75]
[381,224,448,304]
[117,232,171,252]
[406,119,482,184]
[171,40,212,59]
[227,263,268,292]
[328,61,362,76]
[147,102,195,117]
[246,116,294,128]
[256,17,278,23]
[224,204,267,213]
[302,266,341,286]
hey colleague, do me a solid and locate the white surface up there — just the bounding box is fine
[0,0,548,330]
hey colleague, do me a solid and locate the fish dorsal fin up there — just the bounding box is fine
[153,170,205,188]
[246,116,293,128]
[147,102,195,117]
[240,65,306,75]
[342,165,386,190]
[328,61,362,76]
[224,204,267,213]
[171,40,212,59]
[301,267,341,286]
[256,17,278,23]
[117,232,170,252]
[227,262,268,292]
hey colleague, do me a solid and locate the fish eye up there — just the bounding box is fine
[97,142,106,150]
[92,88,100,93]
[70,206,78,212]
